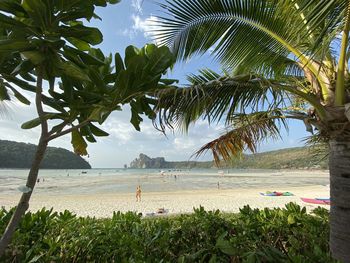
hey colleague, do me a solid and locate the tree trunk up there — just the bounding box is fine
[329,139,350,262]
[0,141,48,256]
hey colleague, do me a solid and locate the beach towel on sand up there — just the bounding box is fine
[260,191,294,196]
[301,197,330,205]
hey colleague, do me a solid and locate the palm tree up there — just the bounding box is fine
[154,0,350,261]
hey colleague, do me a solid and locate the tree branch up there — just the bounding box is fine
[48,120,90,141]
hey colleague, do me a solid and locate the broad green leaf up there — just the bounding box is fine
[159,79,179,85]
[21,118,41,129]
[88,106,111,124]
[115,53,124,74]
[2,75,36,92]
[89,124,109,136]
[59,61,90,81]
[21,51,45,65]
[21,113,58,129]
[0,82,10,101]
[11,60,35,76]
[22,0,48,28]
[0,1,26,16]
[130,101,143,131]
[6,85,31,105]
[71,130,88,156]
[63,46,105,66]
[0,39,35,52]
[0,13,31,30]
[215,233,236,256]
[67,37,90,51]
[59,25,103,45]
[124,45,139,67]
[288,214,296,225]
[108,0,121,4]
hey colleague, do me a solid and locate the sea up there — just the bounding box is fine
[0,168,329,196]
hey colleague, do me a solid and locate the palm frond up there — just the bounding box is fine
[297,0,346,53]
[194,110,288,164]
[302,133,329,165]
[155,70,289,132]
[155,0,315,74]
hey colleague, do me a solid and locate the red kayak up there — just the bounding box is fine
[301,197,330,205]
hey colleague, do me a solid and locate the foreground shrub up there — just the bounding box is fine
[0,203,334,262]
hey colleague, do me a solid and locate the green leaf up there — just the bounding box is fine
[0,39,35,52]
[11,60,35,76]
[108,0,121,4]
[0,82,10,101]
[59,25,103,45]
[67,37,90,51]
[88,106,111,124]
[59,61,90,81]
[21,51,45,65]
[21,114,57,129]
[130,102,143,131]
[28,254,44,263]
[63,46,105,66]
[159,79,179,85]
[2,75,36,92]
[89,124,109,137]
[215,233,236,256]
[22,0,49,28]
[0,1,26,16]
[287,214,296,225]
[7,85,31,105]
[124,45,139,67]
[115,52,125,74]
[0,13,31,30]
[71,130,88,156]
[21,118,41,129]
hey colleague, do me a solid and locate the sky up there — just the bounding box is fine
[0,0,310,168]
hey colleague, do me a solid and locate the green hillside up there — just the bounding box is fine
[130,146,328,169]
[0,140,91,169]
[229,147,328,169]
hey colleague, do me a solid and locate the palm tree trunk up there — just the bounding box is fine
[329,139,350,262]
[0,138,48,256]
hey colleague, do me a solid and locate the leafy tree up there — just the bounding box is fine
[154,0,350,261]
[0,0,175,255]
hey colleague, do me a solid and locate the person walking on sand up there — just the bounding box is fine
[136,185,142,202]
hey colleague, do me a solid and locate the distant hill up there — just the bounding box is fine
[0,140,91,169]
[129,147,328,169]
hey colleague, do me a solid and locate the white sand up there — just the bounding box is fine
[0,185,330,218]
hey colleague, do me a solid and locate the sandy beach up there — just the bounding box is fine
[0,184,330,218]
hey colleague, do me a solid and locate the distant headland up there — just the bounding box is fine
[129,147,328,169]
[0,140,91,169]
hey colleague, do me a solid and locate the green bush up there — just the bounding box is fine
[0,203,335,262]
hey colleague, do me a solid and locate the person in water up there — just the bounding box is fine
[136,185,142,202]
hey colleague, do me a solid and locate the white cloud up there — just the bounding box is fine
[132,15,158,38]
[118,14,161,42]
[131,0,143,13]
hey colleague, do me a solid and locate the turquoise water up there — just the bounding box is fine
[0,168,329,196]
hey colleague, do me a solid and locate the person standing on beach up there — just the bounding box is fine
[136,185,142,202]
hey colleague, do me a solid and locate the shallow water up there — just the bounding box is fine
[0,168,329,196]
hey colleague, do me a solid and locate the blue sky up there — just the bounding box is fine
[0,0,309,168]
